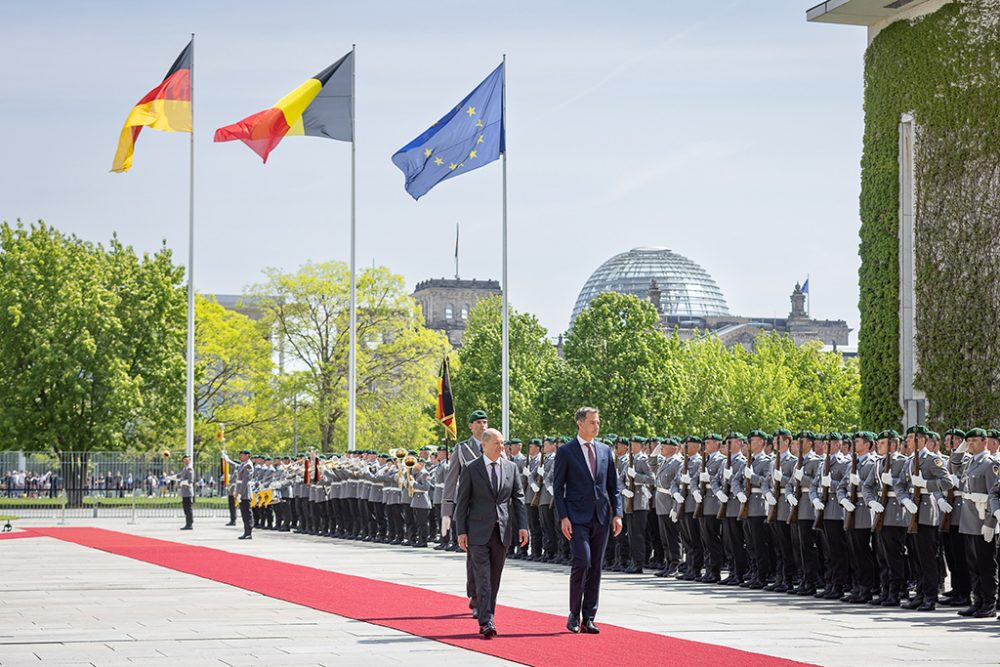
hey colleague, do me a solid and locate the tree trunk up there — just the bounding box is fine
[57,451,90,508]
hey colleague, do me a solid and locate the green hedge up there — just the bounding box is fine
[861,0,1000,429]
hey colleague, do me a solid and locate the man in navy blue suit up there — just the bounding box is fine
[553,407,623,634]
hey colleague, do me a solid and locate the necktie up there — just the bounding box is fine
[491,461,499,494]
[586,443,597,478]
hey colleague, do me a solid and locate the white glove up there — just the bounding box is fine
[699,471,710,482]
[715,490,729,504]
[812,498,825,512]
[902,498,919,514]
[627,467,637,479]
[772,468,782,482]
[441,515,451,534]
[949,474,960,487]
[840,498,856,513]
[956,442,969,454]
[793,468,803,481]
[849,473,861,486]
[680,473,691,485]
[786,494,799,507]
[736,492,748,504]
[672,492,684,504]
[880,472,893,485]
[936,497,953,513]
[530,482,540,493]
[622,488,635,498]
[669,509,678,523]
[765,492,777,506]
[692,490,703,504]
[868,501,885,513]
[743,465,753,480]
[651,444,662,458]
[994,510,1000,525]
[821,474,831,488]
[724,468,732,481]
[912,474,927,489]
[983,525,996,542]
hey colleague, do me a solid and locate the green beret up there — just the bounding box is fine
[629,435,642,442]
[927,431,941,440]
[377,453,389,459]
[509,438,522,445]
[604,433,618,443]
[704,433,723,442]
[857,431,875,442]
[686,435,703,444]
[946,428,966,439]
[905,424,926,435]
[726,431,746,442]
[239,449,251,455]
[529,438,542,445]
[827,432,841,441]
[966,427,988,438]
[419,445,432,451]
[775,428,792,437]
[748,429,767,440]
[468,409,488,423]
[989,429,1000,439]
[648,436,661,444]
[617,436,629,445]
[543,435,555,442]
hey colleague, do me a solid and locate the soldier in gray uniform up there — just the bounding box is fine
[177,455,194,530]
[672,436,704,581]
[409,457,433,547]
[522,439,542,560]
[896,425,954,610]
[868,430,909,606]
[786,432,821,595]
[837,431,879,603]
[649,437,683,577]
[699,434,726,583]
[722,433,749,585]
[441,410,488,616]
[961,428,998,618]
[539,437,559,563]
[508,439,527,559]
[940,429,971,607]
[767,430,797,592]
[228,449,254,540]
[619,436,654,574]
[743,431,774,589]
[812,432,851,600]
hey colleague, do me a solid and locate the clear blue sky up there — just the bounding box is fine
[0,1,867,338]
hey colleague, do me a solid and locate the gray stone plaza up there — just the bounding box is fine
[1,518,995,666]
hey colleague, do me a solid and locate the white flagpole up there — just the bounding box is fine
[348,43,358,452]
[185,33,196,464]
[501,54,509,439]
[806,272,810,318]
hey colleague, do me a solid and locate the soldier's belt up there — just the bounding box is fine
[953,491,963,497]
[750,488,763,493]
[885,491,896,498]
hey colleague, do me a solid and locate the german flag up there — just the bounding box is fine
[436,356,457,440]
[214,51,353,162]
[111,40,192,173]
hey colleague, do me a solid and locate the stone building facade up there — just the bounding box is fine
[411,278,502,347]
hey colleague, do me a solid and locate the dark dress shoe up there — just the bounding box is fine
[916,602,937,612]
[238,534,252,540]
[623,565,644,574]
[225,521,236,526]
[796,586,817,597]
[773,583,789,593]
[582,619,600,634]
[566,615,581,633]
[748,580,766,590]
[902,597,924,610]
[973,607,997,618]
[958,604,979,617]
[433,542,448,550]
[701,573,721,584]
[943,595,971,607]
[823,587,843,600]
[664,563,679,576]
[880,596,901,607]
[180,526,193,530]
[479,622,497,638]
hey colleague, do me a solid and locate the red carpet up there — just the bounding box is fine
[26,527,811,667]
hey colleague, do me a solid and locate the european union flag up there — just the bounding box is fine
[801,278,809,294]
[392,63,504,200]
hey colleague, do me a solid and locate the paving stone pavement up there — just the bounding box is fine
[2,517,998,666]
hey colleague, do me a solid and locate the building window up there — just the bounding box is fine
[461,304,469,320]
[445,303,454,320]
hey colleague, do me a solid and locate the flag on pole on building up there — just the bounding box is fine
[111,40,193,173]
[801,278,810,294]
[436,356,457,440]
[214,51,354,162]
[391,63,504,200]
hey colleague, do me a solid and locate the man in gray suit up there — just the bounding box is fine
[455,428,528,638]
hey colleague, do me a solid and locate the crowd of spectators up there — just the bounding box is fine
[1,468,221,498]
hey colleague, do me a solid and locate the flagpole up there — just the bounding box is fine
[806,273,810,318]
[348,43,358,452]
[185,32,196,464]
[500,54,509,439]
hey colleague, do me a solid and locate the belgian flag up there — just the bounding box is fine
[436,356,457,440]
[111,40,192,173]
[214,51,353,162]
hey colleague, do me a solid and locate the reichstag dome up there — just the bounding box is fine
[571,246,730,323]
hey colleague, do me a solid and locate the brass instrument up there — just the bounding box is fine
[404,454,417,496]
[391,448,407,489]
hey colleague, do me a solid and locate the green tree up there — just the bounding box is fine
[452,296,561,439]
[562,292,684,437]
[248,262,447,452]
[0,221,185,502]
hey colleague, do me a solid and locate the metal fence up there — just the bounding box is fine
[0,450,232,521]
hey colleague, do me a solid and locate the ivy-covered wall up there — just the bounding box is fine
[861,0,1000,430]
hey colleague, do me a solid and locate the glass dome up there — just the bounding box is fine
[571,247,730,323]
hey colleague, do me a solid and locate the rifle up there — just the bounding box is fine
[716,447,731,520]
[872,450,892,533]
[812,446,832,530]
[693,449,707,519]
[767,452,782,524]
[789,446,805,525]
[626,447,635,514]
[907,447,921,534]
[738,453,753,520]
[843,449,858,531]
[940,443,956,532]
[531,449,544,508]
